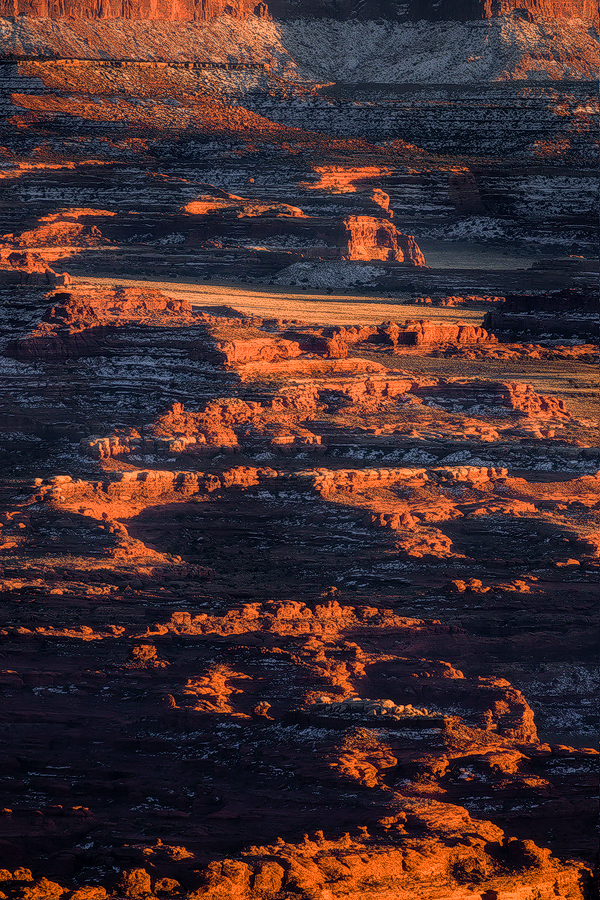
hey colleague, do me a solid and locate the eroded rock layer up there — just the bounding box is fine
[1,0,596,20]
[0,0,264,21]
[0,13,597,900]
[406,0,598,21]
[0,278,598,900]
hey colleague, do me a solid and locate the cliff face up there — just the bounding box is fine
[0,0,594,19]
[408,0,597,20]
[266,0,597,21]
[0,0,265,21]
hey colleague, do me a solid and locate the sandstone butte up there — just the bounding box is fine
[179,192,426,266]
[5,198,426,272]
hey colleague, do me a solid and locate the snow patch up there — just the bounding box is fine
[273,261,381,288]
[279,16,598,83]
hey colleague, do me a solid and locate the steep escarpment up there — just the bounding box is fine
[406,0,598,21]
[0,0,266,21]
[1,0,595,21]
[0,9,597,83]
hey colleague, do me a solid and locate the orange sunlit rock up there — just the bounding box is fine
[0,8,597,900]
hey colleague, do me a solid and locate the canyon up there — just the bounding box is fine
[0,0,598,898]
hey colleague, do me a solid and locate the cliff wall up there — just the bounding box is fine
[407,0,597,21]
[0,0,595,21]
[267,0,598,22]
[0,0,265,21]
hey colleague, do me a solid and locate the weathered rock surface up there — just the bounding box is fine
[342,216,426,265]
[3,209,116,249]
[0,12,597,900]
[5,287,194,359]
[0,11,596,88]
[1,0,594,21]
[0,0,264,21]
[407,0,598,21]
[183,192,306,219]
[0,248,71,287]
[387,320,491,347]
[175,196,427,268]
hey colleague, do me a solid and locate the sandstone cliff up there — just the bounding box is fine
[0,0,266,20]
[406,0,597,21]
[0,13,595,82]
[268,0,597,21]
[0,0,595,22]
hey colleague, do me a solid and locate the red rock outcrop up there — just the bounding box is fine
[195,824,589,900]
[281,324,379,360]
[183,193,306,219]
[172,196,425,267]
[5,287,194,359]
[78,365,572,463]
[1,277,597,900]
[0,0,265,21]
[4,209,116,248]
[309,465,600,564]
[370,188,391,214]
[300,166,393,193]
[35,466,276,510]
[14,220,103,247]
[283,320,493,357]
[382,319,492,347]
[78,372,432,460]
[0,17,597,897]
[190,325,302,366]
[1,444,598,891]
[342,216,426,265]
[0,0,594,20]
[0,248,70,287]
[407,0,598,21]
[83,388,324,457]
[422,379,571,418]
[499,381,570,417]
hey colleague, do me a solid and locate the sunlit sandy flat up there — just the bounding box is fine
[73,276,485,326]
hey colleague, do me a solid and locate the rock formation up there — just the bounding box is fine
[183,193,306,219]
[0,0,595,18]
[5,287,195,359]
[407,0,597,21]
[0,248,71,286]
[0,0,266,21]
[342,216,426,265]
[176,195,426,268]
[1,284,598,898]
[0,9,597,899]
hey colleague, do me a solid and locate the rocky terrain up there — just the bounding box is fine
[0,278,598,898]
[0,0,598,898]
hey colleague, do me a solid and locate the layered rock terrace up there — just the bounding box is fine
[0,7,597,897]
